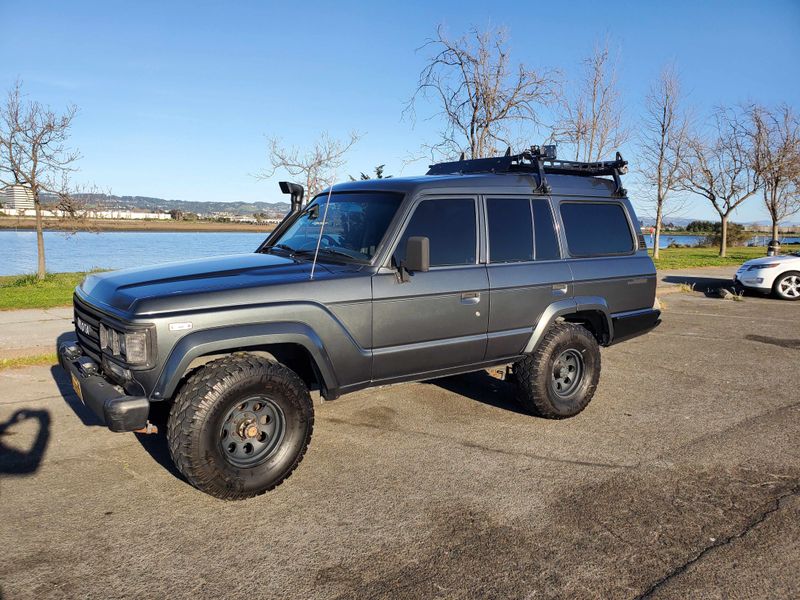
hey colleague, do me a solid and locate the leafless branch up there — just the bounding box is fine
[637,64,690,258]
[258,131,362,199]
[679,106,761,256]
[407,25,559,160]
[552,40,629,162]
[748,103,800,240]
[0,79,81,278]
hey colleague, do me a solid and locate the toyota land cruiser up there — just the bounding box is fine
[59,146,660,499]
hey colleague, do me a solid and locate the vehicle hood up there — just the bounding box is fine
[739,254,800,269]
[79,253,347,315]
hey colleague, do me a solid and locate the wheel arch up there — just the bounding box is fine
[152,323,340,402]
[773,269,800,299]
[524,296,613,353]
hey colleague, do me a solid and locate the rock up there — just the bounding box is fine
[717,288,735,300]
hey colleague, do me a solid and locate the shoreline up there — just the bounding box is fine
[0,217,278,233]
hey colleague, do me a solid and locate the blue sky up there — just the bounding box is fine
[2,0,799,222]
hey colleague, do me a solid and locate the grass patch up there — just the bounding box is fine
[0,352,58,370]
[650,246,767,270]
[0,271,93,310]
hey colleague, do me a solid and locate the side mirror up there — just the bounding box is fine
[399,236,429,282]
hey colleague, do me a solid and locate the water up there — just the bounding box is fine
[1,230,269,276]
[644,233,800,249]
[2,229,799,276]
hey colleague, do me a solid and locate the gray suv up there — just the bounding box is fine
[59,146,660,499]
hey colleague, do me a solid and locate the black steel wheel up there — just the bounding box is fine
[513,322,601,419]
[168,354,313,500]
[219,396,286,468]
[550,349,585,399]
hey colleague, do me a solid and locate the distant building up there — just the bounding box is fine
[0,185,35,210]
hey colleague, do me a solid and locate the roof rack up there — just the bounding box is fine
[425,145,628,197]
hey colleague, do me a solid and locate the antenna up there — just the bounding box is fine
[309,181,334,280]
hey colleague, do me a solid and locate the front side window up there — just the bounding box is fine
[393,198,476,267]
[559,202,634,256]
[269,192,403,262]
[487,198,533,263]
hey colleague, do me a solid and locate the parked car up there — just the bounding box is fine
[734,252,800,300]
[58,145,660,499]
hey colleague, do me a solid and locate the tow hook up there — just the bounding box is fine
[134,421,159,435]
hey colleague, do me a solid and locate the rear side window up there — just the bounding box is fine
[559,202,634,256]
[531,199,560,261]
[487,198,533,263]
[394,198,476,267]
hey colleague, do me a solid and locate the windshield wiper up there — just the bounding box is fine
[270,243,298,256]
[295,247,364,262]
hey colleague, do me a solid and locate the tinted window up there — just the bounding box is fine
[394,198,476,267]
[531,199,560,260]
[559,202,634,256]
[272,192,403,261]
[487,198,533,263]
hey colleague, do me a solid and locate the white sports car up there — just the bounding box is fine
[734,252,800,300]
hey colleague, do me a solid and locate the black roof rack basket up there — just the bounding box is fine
[426,145,628,196]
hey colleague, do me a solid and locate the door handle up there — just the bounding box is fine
[460,292,481,305]
[552,283,569,295]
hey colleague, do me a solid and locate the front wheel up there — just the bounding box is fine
[513,322,601,419]
[773,271,800,301]
[167,354,314,500]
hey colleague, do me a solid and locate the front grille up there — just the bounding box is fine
[73,295,103,362]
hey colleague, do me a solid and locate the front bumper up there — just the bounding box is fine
[733,271,771,291]
[58,343,150,432]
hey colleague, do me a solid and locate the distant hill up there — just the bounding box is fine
[53,193,291,218]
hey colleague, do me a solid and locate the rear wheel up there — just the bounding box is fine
[513,322,601,418]
[167,354,313,500]
[773,271,800,301]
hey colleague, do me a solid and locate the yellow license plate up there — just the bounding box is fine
[71,372,83,402]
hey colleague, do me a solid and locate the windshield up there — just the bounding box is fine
[267,192,403,262]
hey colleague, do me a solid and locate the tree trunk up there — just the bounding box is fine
[719,214,728,258]
[771,219,779,243]
[653,201,663,260]
[34,195,47,280]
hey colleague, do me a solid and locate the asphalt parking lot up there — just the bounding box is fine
[1,290,798,599]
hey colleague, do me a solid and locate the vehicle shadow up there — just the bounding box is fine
[51,332,105,427]
[0,408,51,475]
[430,370,528,416]
[660,274,748,297]
[133,402,184,481]
[50,332,184,481]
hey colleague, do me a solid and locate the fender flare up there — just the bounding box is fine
[150,322,338,400]
[523,296,614,354]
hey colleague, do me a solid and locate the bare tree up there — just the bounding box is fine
[680,107,760,257]
[408,25,559,160]
[749,103,800,242]
[553,41,629,162]
[259,131,361,199]
[0,80,80,279]
[638,64,690,259]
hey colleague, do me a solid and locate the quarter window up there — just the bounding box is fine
[394,198,476,267]
[487,198,533,263]
[559,202,634,256]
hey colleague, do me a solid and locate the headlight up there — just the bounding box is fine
[123,332,148,364]
[748,263,779,271]
[98,323,149,365]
